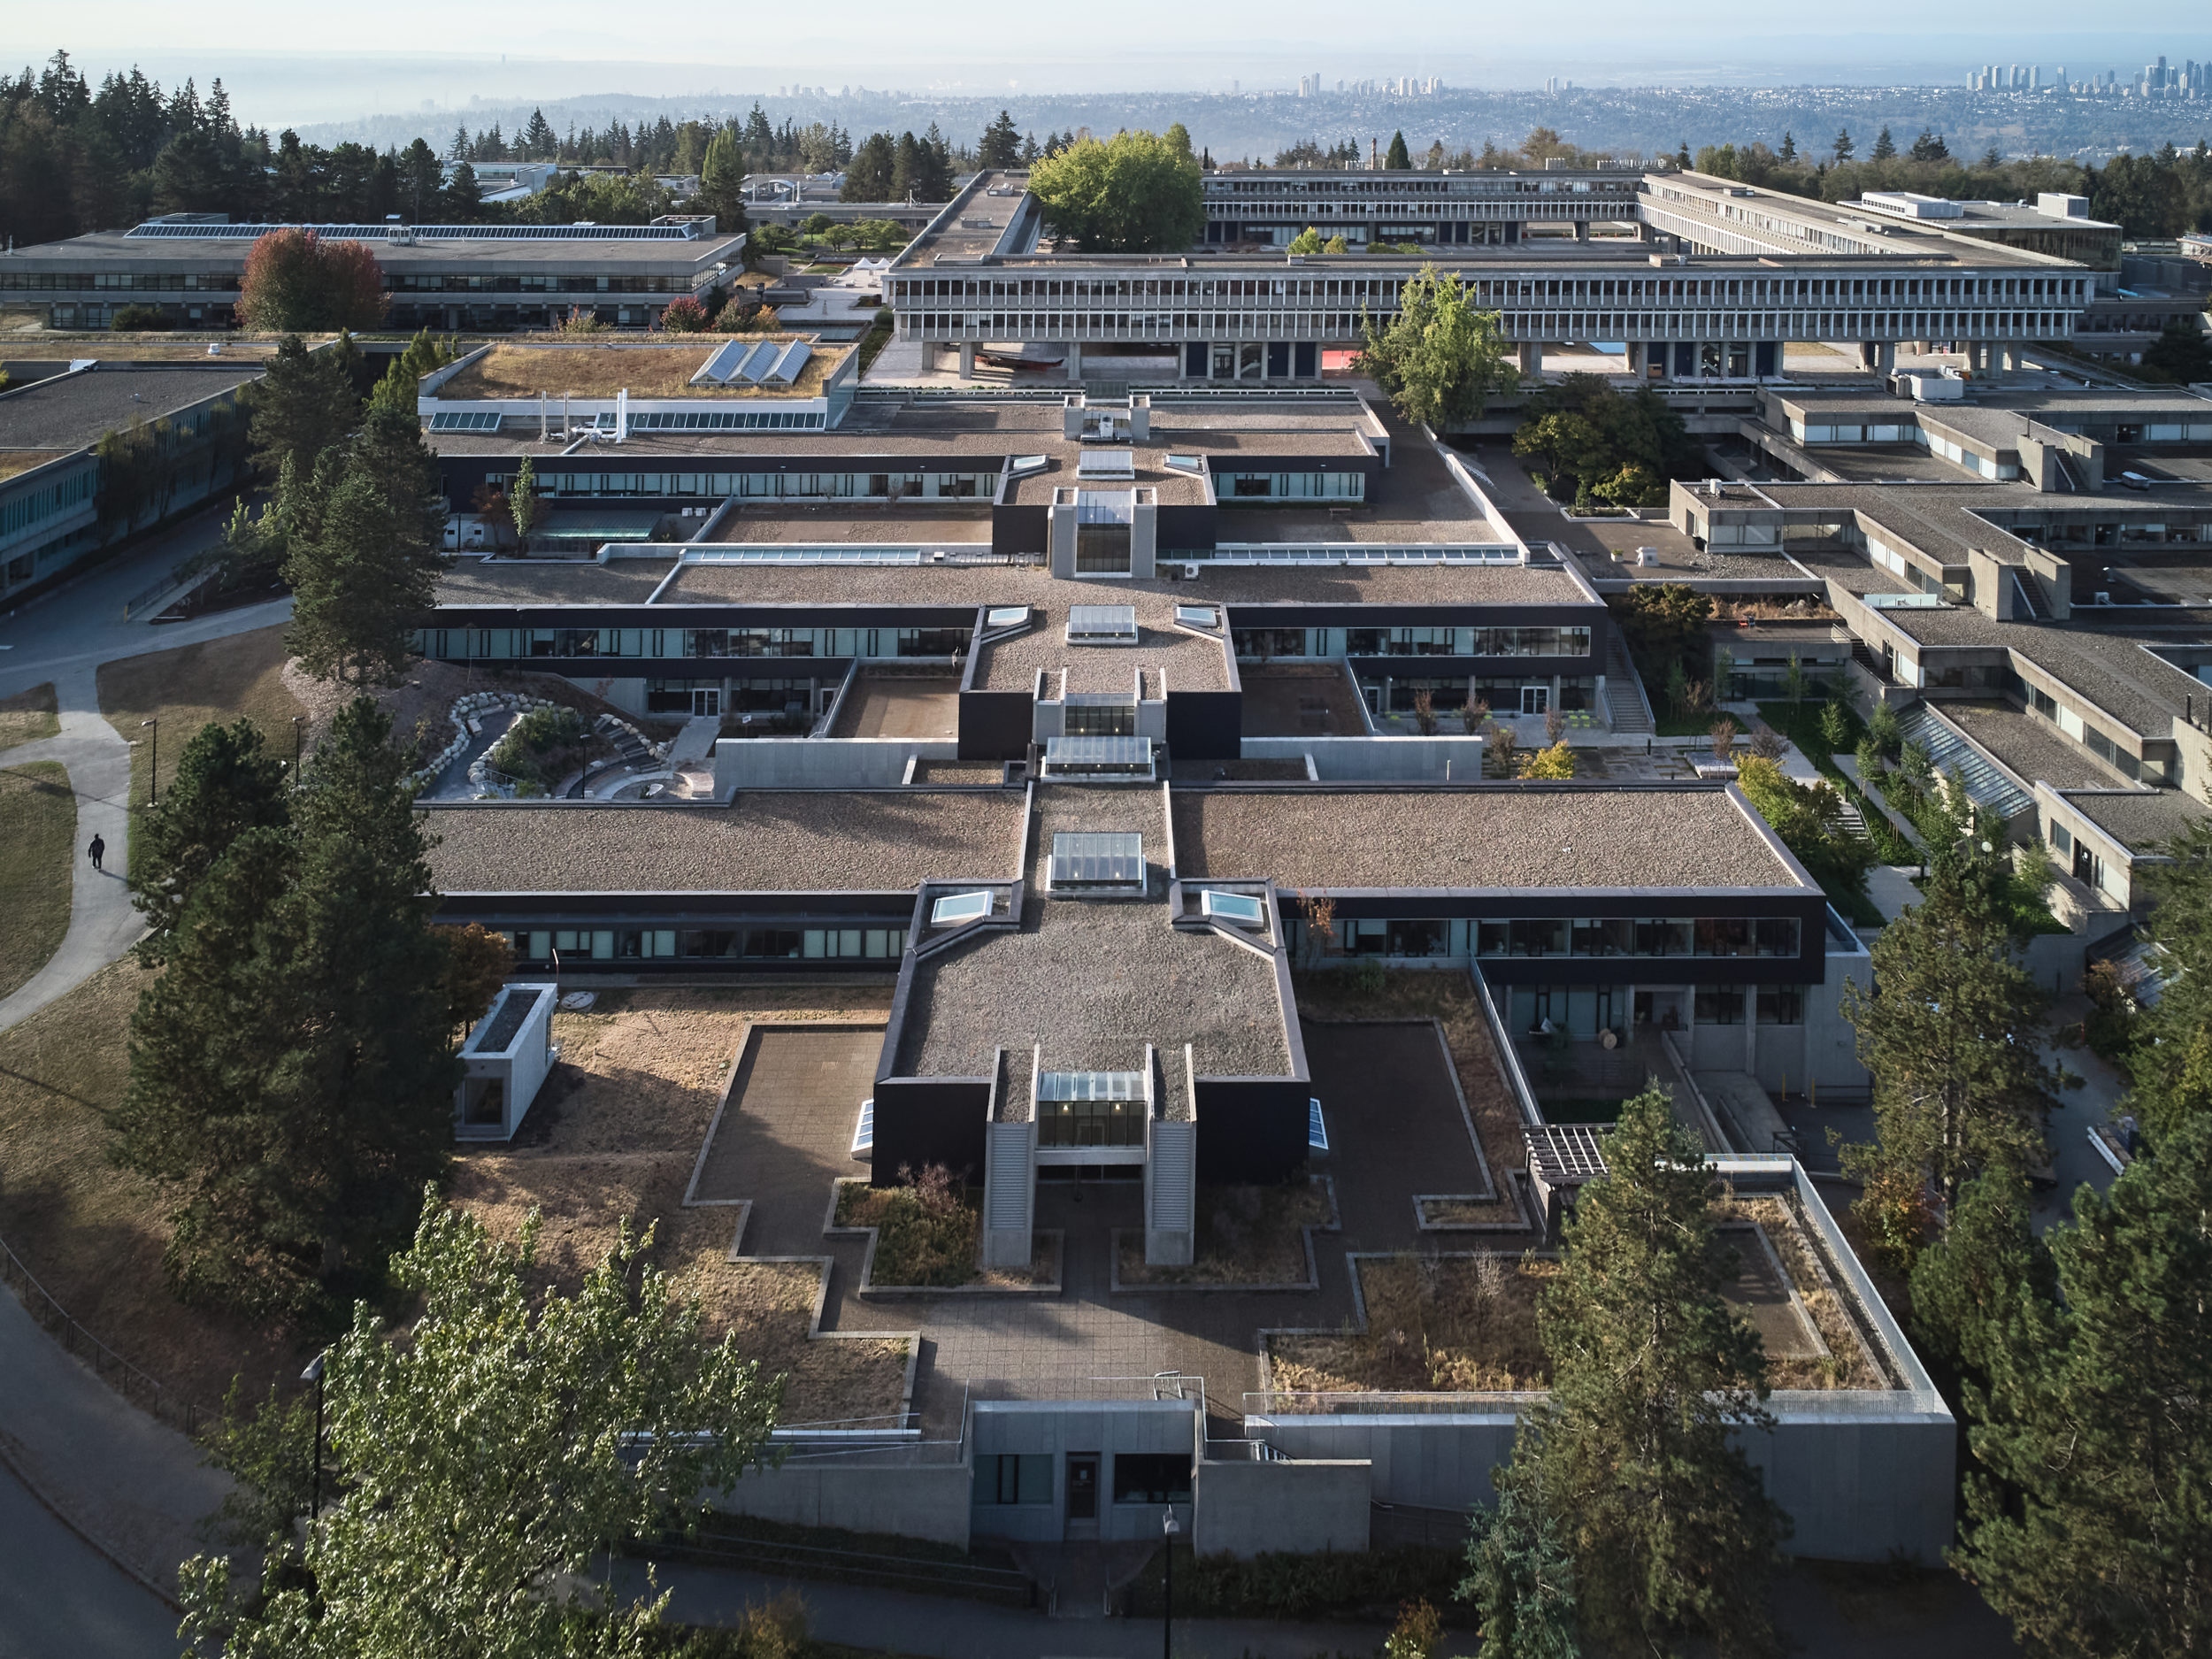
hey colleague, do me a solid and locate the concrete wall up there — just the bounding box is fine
[1165,689,1241,760]
[714,737,958,792]
[1193,1457,1373,1558]
[711,1458,973,1549]
[1240,734,1485,781]
[1250,1404,1955,1563]
[969,1400,1200,1545]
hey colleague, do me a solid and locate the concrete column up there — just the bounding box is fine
[2000,344,2018,373]
[1066,341,1082,382]
[956,342,974,379]
[1517,341,1544,378]
[1573,220,1590,243]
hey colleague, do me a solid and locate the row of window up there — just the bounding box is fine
[972,1454,1189,1507]
[487,470,995,500]
[1219,471,1367,501]
[895,273,2077,307]
[1233,626,1594,660]
[1,463,98,541]
[1511,982,1806,1030]
[1283,915,1805,960]
[498,926,908,963]
[0,271,705,295]
[2028,687,2144,781]
[1209,178,1635,196]
[418,626,969,663]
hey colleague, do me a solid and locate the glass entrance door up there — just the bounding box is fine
[691,688,721,718]
[1519,685,1549,716]
[1064,1454,1099,1535]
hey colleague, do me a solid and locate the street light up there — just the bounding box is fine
[301,1350,329,1519]
[141,718,157,805]
[1161,1507,1179,1659]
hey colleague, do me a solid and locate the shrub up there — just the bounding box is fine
[1411,689,1439,736]
[557,306,607,335]
[486,705,591,788]
[1519,741,1576,780]
[841,1164,981,1286]
[660,295,710,333]
[1385,1598,1445,1659]
[111,303,173,331]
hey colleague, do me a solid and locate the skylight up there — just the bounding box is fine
[1038,1071,1145,1102]
[1173,604,1218,629]
[1048,831,1145,892]
[852,1098,875,1156]
[985,605,1030,629]
[1200,889,1267,926]
[1066,604,1139,645]
[1076,448,1137,479]
[1040,735,1155,781]
[930,890,994,926]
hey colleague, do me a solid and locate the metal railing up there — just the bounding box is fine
[641,1525,1037,1606]
[0,1232,214,1439]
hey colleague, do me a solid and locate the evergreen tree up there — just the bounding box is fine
[1955,1113,2212,1656]
[1840,864,2059,1209]
[1833,127,1855,163]
[2117,820,2212,1143]
[695,127,749,237]
[1778,131,1796,163]
[1907,1170,2052,1389]
[843,132,895,201]
[1870,126,1897,161]
[1501,1087,1787,1655]
[442,158,480,220]
[127,718,291,963]
[1458,1472,1579,1659]
[1385,129,1413,170]
[247,333,357,483]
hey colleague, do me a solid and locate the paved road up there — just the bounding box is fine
[0,1459,182,1659]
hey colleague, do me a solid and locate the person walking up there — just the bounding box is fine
[87,833,105,873]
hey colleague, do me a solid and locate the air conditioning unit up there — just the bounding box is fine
[2093,592,2113,605]
[1183,564,1202,580]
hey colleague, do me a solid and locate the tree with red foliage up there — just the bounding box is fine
[238,229,387,334]
[658,294,710,333]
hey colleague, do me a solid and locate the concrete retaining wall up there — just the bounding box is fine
[710,1459,973,1549]
[1194,1456,1373,1558]
[715,737,958,792]
[1240,734,1485,781]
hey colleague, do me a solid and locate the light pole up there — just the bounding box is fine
[1161,1507,1179,1659]
[301,1350,329,1519]
[141,718,157,805]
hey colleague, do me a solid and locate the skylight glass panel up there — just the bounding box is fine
[1309,1098,1330,1153]
[1173,604,1217,629]
[1037,1071,1145,1102]
[1065,604,1139,644]
[1048,831,1144,889]
[427,411,501,431]
[985,606,1030,628]
[1076,448,1137,479]
[930,890,994,925]
[1200,889,1266,926]
[852,1098,875,1156]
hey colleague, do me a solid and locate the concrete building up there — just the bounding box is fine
[0,214,748,333]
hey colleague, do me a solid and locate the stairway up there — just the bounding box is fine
[2011,567,2052,620]
[1604,634,1655,735]
[1851,641,1894,685]
[1832,795,1873,845]
[594,713,652,767]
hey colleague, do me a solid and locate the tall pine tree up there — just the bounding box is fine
[246,332,358,483]
[127,717,290,963]
[1500,1087,1787,1655]
[1955,1113,2212,1655]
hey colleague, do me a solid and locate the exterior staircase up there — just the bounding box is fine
[1604,634,1655,735]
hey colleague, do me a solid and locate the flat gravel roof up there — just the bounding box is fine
[0,364,260,453]
[425,793,1027,893]
[1171,786,1806,891]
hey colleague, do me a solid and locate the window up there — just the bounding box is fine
[1756,987,1805,1025]
[972,1455,1053,1506]
[1640,919,1689,955]
[1695,985,1745,1025]
[1112,1454,1192,1506]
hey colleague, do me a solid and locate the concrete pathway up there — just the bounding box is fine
[0,1280,230,1609]
[0,667,142,1033]
[0,1459,184,1659]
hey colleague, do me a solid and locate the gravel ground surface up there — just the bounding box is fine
[977,603,1231,691]
[898,786,1292,1110]
[1173,785,1804,890]
[424,791,1028,891]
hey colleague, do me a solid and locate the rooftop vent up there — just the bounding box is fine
[1065,604,1139,645]
[1047,830,1147,892]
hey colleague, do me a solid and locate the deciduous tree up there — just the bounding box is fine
[181,1192,786,1655]
[1027,129,1204,253]
[1354,265,1516,429]
[238,227,387,333]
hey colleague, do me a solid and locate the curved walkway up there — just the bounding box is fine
[0,667,141,1033]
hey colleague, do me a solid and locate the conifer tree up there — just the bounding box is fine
[247,332,358,483]
[1955,1114,2212,1655]
[127,717,290,963]
[1385,129,1413,169]
[1500,1087,1787,1655]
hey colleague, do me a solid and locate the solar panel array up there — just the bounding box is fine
[689,340,812,388]
[427,411,503,432]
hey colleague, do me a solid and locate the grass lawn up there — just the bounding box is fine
[0,959,299,1407]
[98,624,307,810]
[0,681,60,749]
[0,761,75,1001]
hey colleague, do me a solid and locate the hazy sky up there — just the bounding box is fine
[18,12,2212,125]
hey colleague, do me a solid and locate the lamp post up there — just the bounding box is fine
[1161,1507,1179,1659]
[141,718,157,805]
[301,1350,329,1519]
[292,715,307,782]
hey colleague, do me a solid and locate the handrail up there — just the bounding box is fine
[0,1231,215,1439]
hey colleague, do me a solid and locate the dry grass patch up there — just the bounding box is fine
[99,623,307,809]
[452,985,904,1423]
[443,339,849,402]
[0,959,299,1407]
[0,681,61,748]
[1294,970,1525,1225]
[0,451,68,484]
[1715,1193,1886,1390]
[1270,1253,1553,1394]
[0,761,75,999]
[1118,1179,1333,1286]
